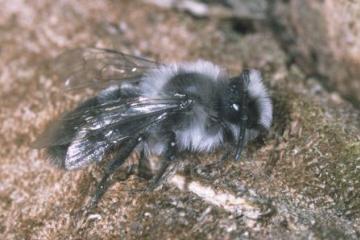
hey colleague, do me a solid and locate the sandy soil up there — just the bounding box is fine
[0,1,359,239]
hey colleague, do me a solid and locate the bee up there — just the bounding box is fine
[33,48,272,206]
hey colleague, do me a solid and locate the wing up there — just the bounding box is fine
[51,48,162,91]
[33,95,192,170]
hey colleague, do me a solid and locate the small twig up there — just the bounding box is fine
[168,173,273,220]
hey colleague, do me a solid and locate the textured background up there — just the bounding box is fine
[1,0,359,239]
[270,0,360,105]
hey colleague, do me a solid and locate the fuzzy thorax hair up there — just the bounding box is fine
[140,60,272,154]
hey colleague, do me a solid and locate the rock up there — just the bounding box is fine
[227,0,267,20]
[144,0,210,17]
[0,0,359,239]
[269,0,360,105]
[143,0,268,20]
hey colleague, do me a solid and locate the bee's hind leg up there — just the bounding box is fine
[148,132,179,191]
[138,149,154,180]
[88,135,142,208]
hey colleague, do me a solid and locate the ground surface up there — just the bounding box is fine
[0,0,359,239]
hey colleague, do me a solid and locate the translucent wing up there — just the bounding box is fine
[33,95,192,170]
[52,48,161,90]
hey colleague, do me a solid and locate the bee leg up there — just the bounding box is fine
[235,70,250,161]
[213,150,232,166]
[137,149,153,180]
[148,132,178,191]
[88,136,142,208]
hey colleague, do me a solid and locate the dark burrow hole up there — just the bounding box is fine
[231,18,257,35]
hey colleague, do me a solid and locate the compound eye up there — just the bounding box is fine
[223,102,242,123]
[231,103,240,112]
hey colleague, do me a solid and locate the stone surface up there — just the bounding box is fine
[0,0,359,239]
[269,0,360,105]
[145,0,268,20]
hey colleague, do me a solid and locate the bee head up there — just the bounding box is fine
[221,69,272,131]
[220,69,272,160]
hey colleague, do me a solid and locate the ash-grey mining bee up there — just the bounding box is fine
[33,48,272,205]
